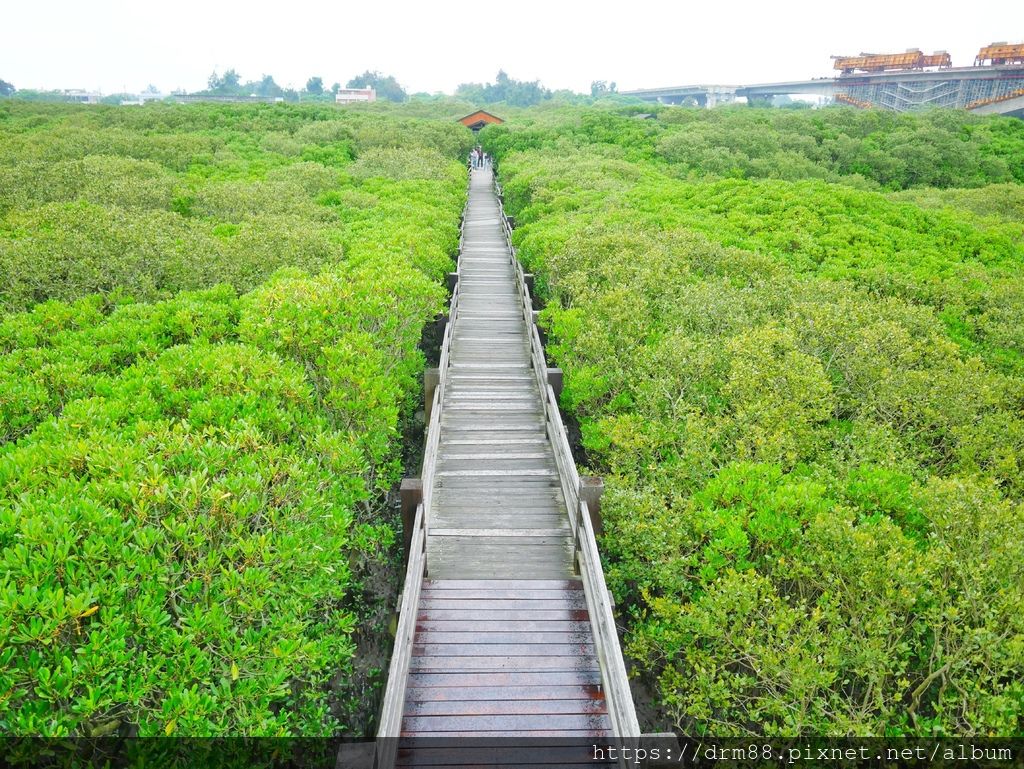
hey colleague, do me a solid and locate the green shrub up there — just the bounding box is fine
[489,110,1024,736]
[0,100,468,738]
[0,343,371,736]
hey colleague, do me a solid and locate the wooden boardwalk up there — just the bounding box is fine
[429,168,574,579]
[376,168,639,767]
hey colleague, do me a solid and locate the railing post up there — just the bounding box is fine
[399,479,423,560]
[423,368,440,425]
[546,367,563,398]
[639,734,681,768]
[446,272,458,294]
[434,312,448,349]
[580,476,604,537]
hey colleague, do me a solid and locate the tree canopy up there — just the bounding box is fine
[346,70,407,102]
[456,70,552,107]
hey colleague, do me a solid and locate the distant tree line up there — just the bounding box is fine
[195,69,409,103]
[1,69,626,106]
[454,71,625,107]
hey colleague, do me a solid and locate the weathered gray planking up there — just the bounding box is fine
[380,167,638,762]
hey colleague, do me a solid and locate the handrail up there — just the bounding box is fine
[374,502,426,767]
[493,173,641,741]
[578,499,641,738]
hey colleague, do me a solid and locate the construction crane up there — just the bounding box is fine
[832,49,952,75]
[975,42,1024,66]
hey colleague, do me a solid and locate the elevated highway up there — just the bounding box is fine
[622,64,1024,115]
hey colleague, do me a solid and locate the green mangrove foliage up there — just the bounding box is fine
[0,101,470,736]
[482,104,1024,189]
[483,106,1024,737]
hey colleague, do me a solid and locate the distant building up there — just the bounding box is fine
[119,93,163,106]
[336,87,376,105]
[64,89,100,105]
[458,110,504,132]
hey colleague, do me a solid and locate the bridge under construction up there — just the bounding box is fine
[624,66,1024,117]
[623,43,1024,117]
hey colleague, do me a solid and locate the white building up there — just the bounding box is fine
[335,87,376,105]
[64,89,101,104]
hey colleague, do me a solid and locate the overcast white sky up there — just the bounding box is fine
[2,0,1022,94]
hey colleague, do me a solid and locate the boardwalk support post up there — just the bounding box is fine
[639,734,682,767]
[424,368,440,424]
[580,476,604,537]
[434,313,448,341]
[532,311,549,346]
[523,272,535,295]
[399,478,423,560]
[546,367,563,398]
[446,271,458,293]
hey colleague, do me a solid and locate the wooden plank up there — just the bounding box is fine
[406,670,601,688]
[415,631,596,645]
[422,579,580,589]
[416,609,590,622]
[412,643,595,657]
[433,503,565,514]
[436,469,557,477]
[425,564,575,580]
[427,529,570,541]
[402,714,611,732]
[432,516,569,530]
[434,488,562,502]
[404,684,605,702]
[426,554,575,577]
[449,362,529,369]
[404,699,608,717]
[438,423,545,432]
[441,438,547,445]
[419,589,585,602]
[408,656,600,672]
[415,620,591,633]
[418,596,586,610]
[396,745,611,765]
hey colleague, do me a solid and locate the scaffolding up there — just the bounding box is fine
[837,73,1024,111]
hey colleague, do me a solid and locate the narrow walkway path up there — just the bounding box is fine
[429,168,573,578]
[399,168,612,742]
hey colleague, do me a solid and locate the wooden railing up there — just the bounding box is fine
[494,176,642,741]
[373,501,426,768]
